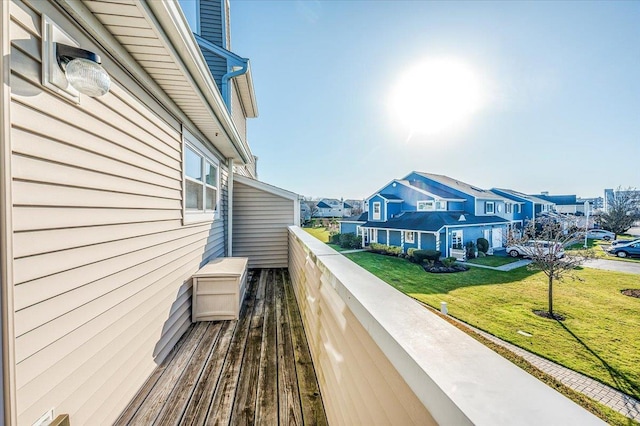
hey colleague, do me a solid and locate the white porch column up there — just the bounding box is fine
[435,233,440,252]
[386,230,390,246]
[418,232,422,250]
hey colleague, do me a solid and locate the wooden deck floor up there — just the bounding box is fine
[115,269,327,425]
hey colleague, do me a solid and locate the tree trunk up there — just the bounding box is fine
[548,275,554,316]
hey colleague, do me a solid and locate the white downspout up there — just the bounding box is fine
[227,159,234,256]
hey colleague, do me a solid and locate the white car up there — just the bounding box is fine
[586,229,615,241]
[506,240,565,259]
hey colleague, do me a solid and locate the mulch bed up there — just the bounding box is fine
[621,289,640,298]
[423,262,469,274]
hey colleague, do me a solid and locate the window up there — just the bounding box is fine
[371,229,378,243]
[373,202,381,220]
[183,131,220,223]
[515,204,521,214]
[485,202,495,214]
[451,230,463,249]
[506,203,512,214]
[435,200,447,211]
[405,231,415,243]
[417,200,435,211]
[178,0,200,34]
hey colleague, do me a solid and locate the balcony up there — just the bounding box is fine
[116,226,602,425]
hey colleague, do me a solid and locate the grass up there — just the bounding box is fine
[344,251,640,403]
[303,226,331,243]
[567,237,640,263]
[466,255,519,267]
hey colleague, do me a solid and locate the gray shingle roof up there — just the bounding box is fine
[362,211,509,232]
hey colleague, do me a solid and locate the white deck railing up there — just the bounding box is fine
[288,226,603,425]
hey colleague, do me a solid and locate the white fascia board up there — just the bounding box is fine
[234,174,299,201]
[362,226,438,234]
[143,1,251,164]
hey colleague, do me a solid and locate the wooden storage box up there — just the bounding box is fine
[191,257,249,322]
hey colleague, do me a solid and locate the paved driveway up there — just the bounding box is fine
[583,258,640,275]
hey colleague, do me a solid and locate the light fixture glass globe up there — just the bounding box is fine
[65,58,111,97]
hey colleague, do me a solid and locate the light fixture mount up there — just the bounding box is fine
[55,43,102,70]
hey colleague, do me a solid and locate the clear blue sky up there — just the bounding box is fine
[230,0,640,200]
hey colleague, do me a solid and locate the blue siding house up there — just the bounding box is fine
[491,188,555,222]
[356,172,521,258]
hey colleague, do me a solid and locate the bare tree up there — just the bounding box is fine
[600,186,640,239]
[507,217,594,319]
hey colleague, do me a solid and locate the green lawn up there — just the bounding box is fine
[344,251,640,402]
[567,238,640,263]
[303,227,331,243]
[467,255,520,267]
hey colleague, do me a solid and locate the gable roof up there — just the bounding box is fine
[362,212,509,233]
[493,188,550,205]
[412,172,511,202]
[340,212,368,222]
[379,193,404,201]
[317,201,332,208]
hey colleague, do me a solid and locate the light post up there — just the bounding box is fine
[584,200,590,248]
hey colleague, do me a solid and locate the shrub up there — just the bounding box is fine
[441,256,457,267]
[465,241,476,259]
[369,243,401,256]
[329,233,341,244]
[407,248,417,262]
[476,237,489,254]
[413,249,441,263]
[339,233,362,249]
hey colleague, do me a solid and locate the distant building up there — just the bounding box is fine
[604,188,640,213]
[314,198,353,218]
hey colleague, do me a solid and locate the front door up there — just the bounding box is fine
[492,228,503,248]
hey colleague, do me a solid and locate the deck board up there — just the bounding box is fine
[114,269,326,425]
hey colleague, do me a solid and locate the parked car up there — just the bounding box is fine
[506,240,565,259]
[586,229,615,241]
[611,238,640,247]
[607,242,640,258]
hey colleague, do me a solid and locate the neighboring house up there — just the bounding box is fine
[360,172,519,257]
[0,0,298,424]
[604,188,640,214]
[339,212,368,238]
[492,188,555,221]
[577,196,604,212]
[345,199,364,215]
[314,198,352,218]
[534,193,582,215]
[300,201,312,224]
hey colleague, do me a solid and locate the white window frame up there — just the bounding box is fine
[451,230,463,249]
[435,200,447,211]
[373,202,381,220]
[506,203,512,214]
[515,204,521,214]
[485,201,495,214]
[183,129,220,224]
[417,200,435,211]
[371,229,378,243]
[405,231,415,243]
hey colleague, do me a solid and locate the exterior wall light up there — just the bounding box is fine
[55,43,111,97]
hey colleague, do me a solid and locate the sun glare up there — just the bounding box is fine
[389,58,484,135]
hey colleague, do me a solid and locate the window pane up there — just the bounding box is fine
[185,146,202,180]
[205,187,217,211]
[186,180,203,210]
[205,161,217,186]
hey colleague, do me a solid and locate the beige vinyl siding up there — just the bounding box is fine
[233,179,296,268]
[289,228,435,425]
[9,1,227,424]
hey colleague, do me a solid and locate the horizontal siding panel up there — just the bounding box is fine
[13,206,181,232]
[12,180,180,210]
[11,124,180,190]
[13,155,180,200]
[13,220,180,258]
[10,0,39,36]
[13,225,208,285]
[10,72,181,167]
[16,262,199,424]
[13,231,211,309]
[10,18,40,60]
